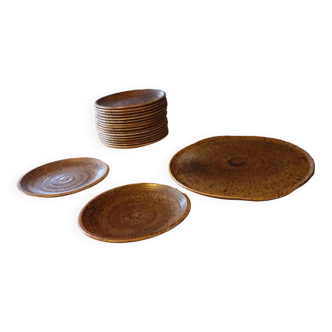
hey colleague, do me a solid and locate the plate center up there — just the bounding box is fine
[228,157,246,167]
[109,202,158,227]
[51,174,74,185]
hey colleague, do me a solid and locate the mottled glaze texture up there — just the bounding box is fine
[78,183,191,243]
[169,136,315,201]
[18,158,109,198]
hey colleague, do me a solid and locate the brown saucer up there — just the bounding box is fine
[95,108,167,122]
[95,98,167,115]
[78,183,191,242]
[18,158,109,198]
[95,115,168,129]
[95,89,166,110]
[169,136,315,201]
[98,130,169,149]
[96,120,168,137]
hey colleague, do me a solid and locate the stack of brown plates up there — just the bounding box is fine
[95,89,168,148]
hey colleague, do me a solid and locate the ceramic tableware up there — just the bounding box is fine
[78,183,190,242]
[169,136,315,201]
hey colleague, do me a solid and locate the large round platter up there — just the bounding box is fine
[18,158,109,198]
[95,89,166,110]
[169,136,315,201]
[78,183,191,242]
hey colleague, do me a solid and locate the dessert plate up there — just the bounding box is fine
[78,183,191,242]
[18,158,109,198]
[169,136,315,201]
[95,99,167,115]
[98,127,170,149]
[95,89,166,109]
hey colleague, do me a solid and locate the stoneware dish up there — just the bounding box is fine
[98,127,169,140]
[97,121,168,138]
[18,157,109,198]
[169,136,315,201]
[78,183,191,243]
[95,99,168,115]
[95,116,167,131]
[95,108,167,122]
[95,89,166,110]
[98,130,169,149]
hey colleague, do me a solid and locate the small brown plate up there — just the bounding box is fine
[98,130,169,149]
[95,115,167,130]
[18,158,109,198]
[169,136,315,201]
[95,98,167,115]
[97,122,168,137]
[78,183,191,242]
[95,108,167,122]
[95,89,166,110]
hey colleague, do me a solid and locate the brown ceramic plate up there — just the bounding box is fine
[96,121,168,137]
[18,158,109,198]
[78,183,190,243]
[97,124,168,139]
[95,108,167,122]
[98,131,170,149]
[95,112,167,124]
[95,89,166,110]
[169,136,315,201]
[98,130,169,149]
[95,115,168,132]
[94,98,168,116]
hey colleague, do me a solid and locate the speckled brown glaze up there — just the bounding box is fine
[18,158,109,198]
[78,183,191,243]
[169,136,315,201]
[95,89,168,149]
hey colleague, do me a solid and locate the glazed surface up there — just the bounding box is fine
[169,136,315,201]
[78,183,191,242]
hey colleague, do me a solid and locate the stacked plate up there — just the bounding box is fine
[94,89,168,148]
